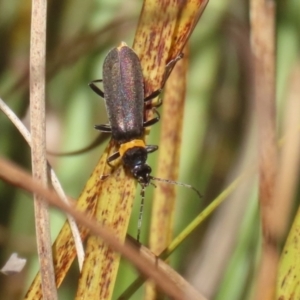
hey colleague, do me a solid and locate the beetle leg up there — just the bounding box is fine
[145,145,158,154]
[89,80,104,98]
[144,89,162,103]
[107,151,120,167]
[143,108,160,127]
[144,53,184,105]
[95,124,112,132]
[161,53,184,87]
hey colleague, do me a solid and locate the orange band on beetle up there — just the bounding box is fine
[119,139,146,158]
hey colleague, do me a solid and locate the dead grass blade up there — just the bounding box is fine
[133,0,208,95]
[24,148,109,299]
[74,157,136,300]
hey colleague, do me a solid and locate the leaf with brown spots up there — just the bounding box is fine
[24,146,112,300]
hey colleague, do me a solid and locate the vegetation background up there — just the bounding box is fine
[0,0,299,299]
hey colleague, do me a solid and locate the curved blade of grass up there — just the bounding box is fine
[160,169,255,258]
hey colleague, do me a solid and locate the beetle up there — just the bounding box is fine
[89,41,182,186]
[89,42,200,240]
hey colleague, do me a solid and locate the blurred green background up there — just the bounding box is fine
[0,0,299,299]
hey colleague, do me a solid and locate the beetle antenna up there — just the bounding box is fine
[150,176,202,199]
[137,185,146,242]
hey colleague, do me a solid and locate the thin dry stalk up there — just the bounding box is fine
[250,0,277,299]
[29,0,57,299]
[141,244,208,300]
[0,157,188,300]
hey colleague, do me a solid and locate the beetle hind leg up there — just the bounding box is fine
[95,124,112,132]
[107,151,121,168]
[145,145,158,154]
[143,108,160,127]
[143,53,184,107]
[89,79,104,98]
